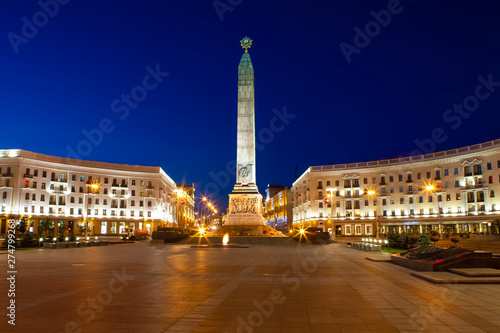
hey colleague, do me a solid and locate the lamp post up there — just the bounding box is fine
[326,188,337,241]
[83,183,100,238]
[367,190,379,239]
[426,184,443,238]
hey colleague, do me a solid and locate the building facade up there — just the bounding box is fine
[0,149,179,235]
[263,185,293,232]
[175,183,195,229]
[292,139,500,238]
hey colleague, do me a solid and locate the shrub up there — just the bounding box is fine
[417,234,432,246]
[20,235,33,248]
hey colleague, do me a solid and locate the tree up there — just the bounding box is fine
[16,217,28,235]
[37,217,53,237]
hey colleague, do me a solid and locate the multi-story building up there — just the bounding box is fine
[263,184,293,232]
[292,139,500,238]
[0,149,179,235]
[174,183,195,229]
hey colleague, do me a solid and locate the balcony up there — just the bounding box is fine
[1,173,13,177]
[146,185,155,190]
[24,174,33,178]
[51,178,67,183]
[464,172,473,177]
[49,201,57,205]
[112,183,128,188]
[379,182,386,186]
[406,179,413,183]
[434,176,441,181]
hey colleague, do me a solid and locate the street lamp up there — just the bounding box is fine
[326,188,337,241]
[366,190,379,239]
[83,182,100,238]
[425,184,443,238]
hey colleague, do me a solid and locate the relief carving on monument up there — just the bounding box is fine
[237,164,253,183]
[229,197,258,214]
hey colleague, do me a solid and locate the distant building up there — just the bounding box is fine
[175,183,195,229]
[291,139,500,237]
[0,149,180,235]
[263,184,293,232]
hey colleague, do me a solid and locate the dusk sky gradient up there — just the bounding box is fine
[2,0,500,211]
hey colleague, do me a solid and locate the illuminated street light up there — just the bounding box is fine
[425,183,442,238]
[326,187,337,241]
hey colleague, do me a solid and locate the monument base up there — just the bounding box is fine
[225,186,265,226]
[211,224,284,237]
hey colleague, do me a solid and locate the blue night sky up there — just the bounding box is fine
[2,0,500,211]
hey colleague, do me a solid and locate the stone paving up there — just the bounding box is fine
[1,243,500,332]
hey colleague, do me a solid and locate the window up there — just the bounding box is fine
[428,196,433,203]
[444,169,449,176]
[40,207,44,213]
[70,197,74,203]
[389,176,393,182]
[398,175,403,181]
[487,162,492,170]
[455,181,459,188]
[335,180,339,186]
[104,188,108,194]
[429,208,433,214]
[399,186,403,193]
[363,178,368,184]
[390,199,395,205]
[139,201,144,207]
[446,194,451,201]
[409,197,414,204]
[364,200,369,206]
[104,177,108,184]
[382,199,387,205]
[131,190,135,196]
[381,188,386,194]
[417,173,421,179]
[391,210,395,216]
[71,186,75,192]
[140,191,144,197]
[80,175,84,181]
[326,180,330,186]
[400,209,405,216]
[132,180,136,186]
[345,225,351,235]
[72,174,76,181]
[79,186,83,193]
[390,187,394,193]
[426,172,431,178]
[42,171,47,177]
[103,199,107,205]
[130,210,134,216]
[383,210,387,216]
[319,202,323,208]
[418,196,423,203]
[454,168,458,175]
[33,181,37,189]
[365,225,372,235]
[95,199,99,205]
[408,186,413,191]
[491,190,495,198]
[317,181,323,189]
[140,180,145,186]
[489,176,493,184]
[131,200,135,206]
[103,209,107,215]
[355,225,361,235]
[78,197,83,204]
[445,182,450,189]
[400,198,404,204]
[32,194,36,201]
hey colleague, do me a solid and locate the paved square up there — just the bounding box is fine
[2,243,500,332]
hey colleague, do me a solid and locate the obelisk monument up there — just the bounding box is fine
[225,37,265,226]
